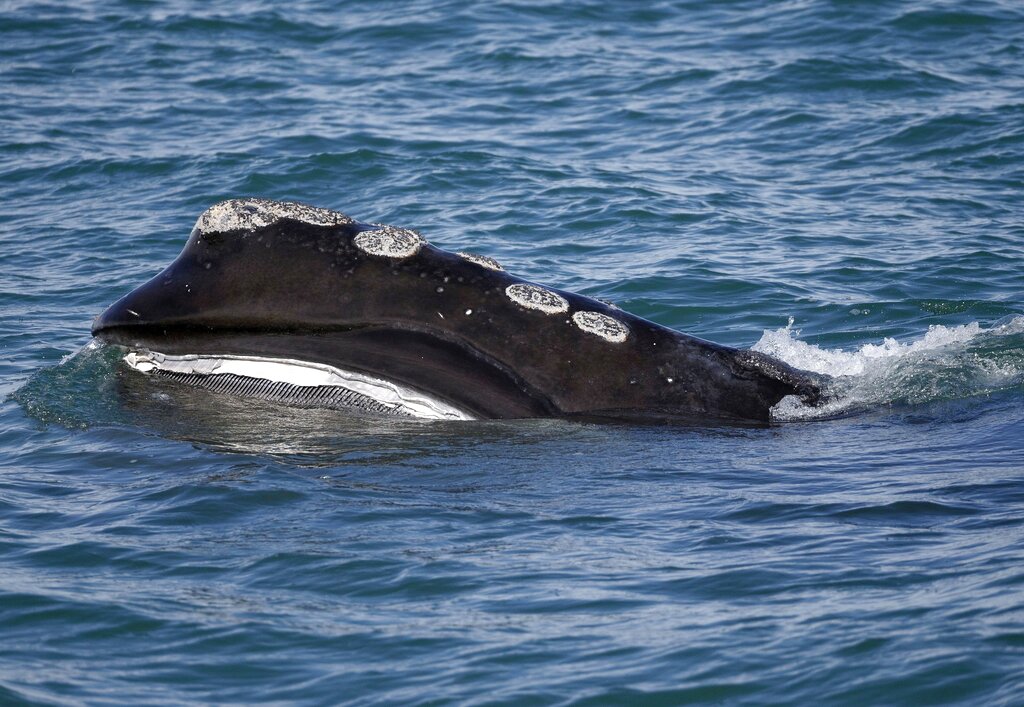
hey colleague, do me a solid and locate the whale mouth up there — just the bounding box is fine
[121,350,476,421]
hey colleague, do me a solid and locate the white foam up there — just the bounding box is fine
[754,315,1024,420]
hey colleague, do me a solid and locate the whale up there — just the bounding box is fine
[92,198,825,424]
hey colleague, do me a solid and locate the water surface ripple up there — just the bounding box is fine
[2,1,1024,704]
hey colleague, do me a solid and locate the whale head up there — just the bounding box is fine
[94,198,825,423]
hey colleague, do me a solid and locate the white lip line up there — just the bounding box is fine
[122,350,476,421]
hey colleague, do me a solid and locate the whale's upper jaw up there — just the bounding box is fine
[92,199,366,336]
[92,198,825,424]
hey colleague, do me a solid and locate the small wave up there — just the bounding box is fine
[756,315,1024,420]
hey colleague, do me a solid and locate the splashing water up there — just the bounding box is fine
[756,315,1024,420]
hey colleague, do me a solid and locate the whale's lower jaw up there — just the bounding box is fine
[97,327,560,419]
[122,350,476,421]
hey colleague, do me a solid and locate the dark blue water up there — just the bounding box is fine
[3,1,1024,703]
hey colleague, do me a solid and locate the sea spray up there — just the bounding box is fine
[757,315,1024,420]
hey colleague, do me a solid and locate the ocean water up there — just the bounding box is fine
[3,0,1024,703]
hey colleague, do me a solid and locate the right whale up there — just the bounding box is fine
[91,198,826,424]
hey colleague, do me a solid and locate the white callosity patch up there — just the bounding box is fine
[193,198,354,234]
[457,252,503,271]
[572,311,629,343]
[122,350,474,420]
[353,225,424,259]
[505,284,569,314]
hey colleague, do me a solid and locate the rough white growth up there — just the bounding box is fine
[457,252,503,271]
[353,225,424,258]
[505,284,569,314]
[572,311,629,343]
[123,350,473,420]
[193,198,353,233]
